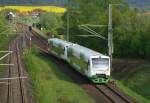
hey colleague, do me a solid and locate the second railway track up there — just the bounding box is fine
[7,36,27,103]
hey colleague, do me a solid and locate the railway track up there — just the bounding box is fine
[20,25,48,53]
[15,38,27,103]
[6,37,27,103]
[7,45,12,103]
[21,24,137,103]
[95,84,132,103]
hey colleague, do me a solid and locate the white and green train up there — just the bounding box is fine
[48,38,110,83]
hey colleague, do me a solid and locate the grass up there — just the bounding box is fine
[0,34,10,77]
[23,48,95,103]
[18,16,40,26]
[0,29,17,77]
[33,28,47,38]
[0,13,17,77]
[113,60,150,103]
[117,81,150,103]
[0,6,66,13]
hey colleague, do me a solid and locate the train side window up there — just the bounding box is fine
[87,60,90,68]
[63,47,65,51]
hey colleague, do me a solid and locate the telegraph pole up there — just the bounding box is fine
[66,0,70,41]
[108,4,123,67]
[108,4,113,67]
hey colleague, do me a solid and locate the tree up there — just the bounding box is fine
[62,0,150,59]
[0,12,10,36]
[62,0,123,54]
[39,12,63,35]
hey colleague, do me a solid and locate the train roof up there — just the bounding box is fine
[48,38,109,58]
[70,44,108,58]
[48,38,73,46]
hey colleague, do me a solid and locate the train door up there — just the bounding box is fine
[64,46,68,60]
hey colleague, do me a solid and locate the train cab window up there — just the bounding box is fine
[92,58,109,70]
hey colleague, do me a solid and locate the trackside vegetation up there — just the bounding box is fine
[39,12,64,37]
[23,47,95,103]
[0,13,17,77]
[113,60,150,103]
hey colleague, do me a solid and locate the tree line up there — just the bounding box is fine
[36,0,150,59]
[61,0,150,59]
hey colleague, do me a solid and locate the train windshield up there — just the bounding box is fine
[92,58,109,70]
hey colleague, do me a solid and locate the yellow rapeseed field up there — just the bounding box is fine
[0,6,66,13]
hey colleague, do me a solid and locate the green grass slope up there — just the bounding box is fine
[0,14,17,77]
[0,33,16,77]
[113,59,150,103]
[24,48,95,103]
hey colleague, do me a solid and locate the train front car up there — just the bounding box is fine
[48,38,110,84]
[68,44,110,84]
[90,55,110,83]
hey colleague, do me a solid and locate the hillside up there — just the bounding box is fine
[0,0,67,6]
[1,0,150,10]
[113,59,150,103]
[126,0,150,7]
[126,0,150,11]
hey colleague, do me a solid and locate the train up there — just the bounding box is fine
[48,38,110,83]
